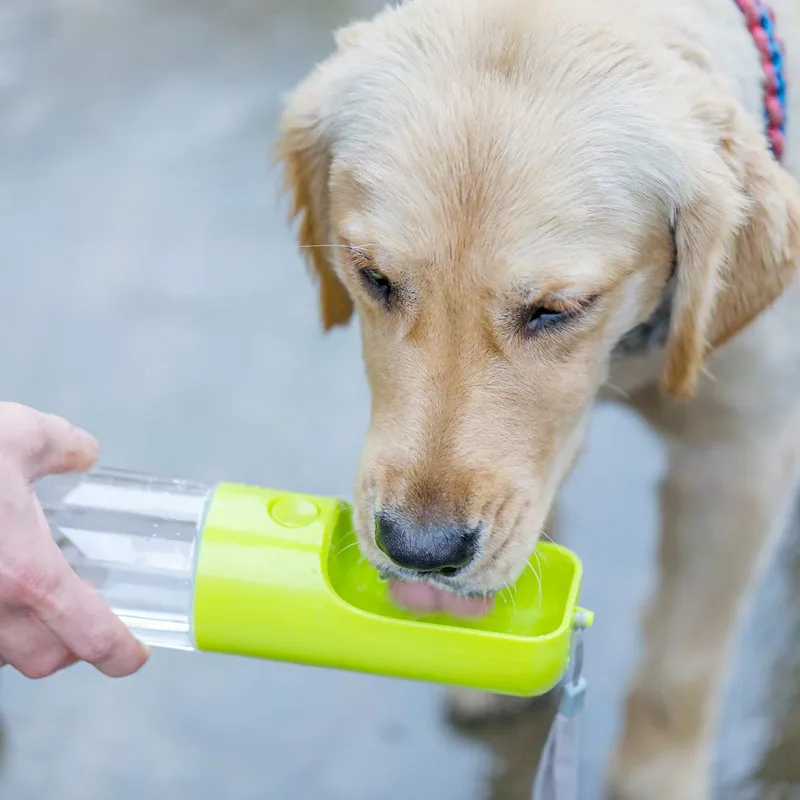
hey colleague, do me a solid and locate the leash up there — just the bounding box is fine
[531,611,590,800]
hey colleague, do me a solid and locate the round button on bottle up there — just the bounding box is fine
[268,496,320,528]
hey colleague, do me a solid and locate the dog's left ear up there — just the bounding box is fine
[661,81,800,398]
[275,29,362,331]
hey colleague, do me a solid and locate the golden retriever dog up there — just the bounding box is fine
[277,0,800,797]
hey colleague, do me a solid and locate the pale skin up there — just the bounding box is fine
[0,402,148,679]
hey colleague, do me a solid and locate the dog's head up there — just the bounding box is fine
[277,0,800,599]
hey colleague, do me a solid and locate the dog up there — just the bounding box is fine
[276,0,800,797]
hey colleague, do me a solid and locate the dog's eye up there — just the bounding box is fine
[360,268,393,305]
[522,305,568,336]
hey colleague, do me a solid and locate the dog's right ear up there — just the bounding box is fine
[276,29,363,330]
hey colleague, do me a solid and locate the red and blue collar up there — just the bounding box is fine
[735,0,787,160]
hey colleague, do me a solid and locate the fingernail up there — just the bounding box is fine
[72,429,100,469]
[78,428,100,456]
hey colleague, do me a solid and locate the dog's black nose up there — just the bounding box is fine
[375,512,478,574]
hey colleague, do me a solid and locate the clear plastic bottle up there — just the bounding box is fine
[38,468,214,651]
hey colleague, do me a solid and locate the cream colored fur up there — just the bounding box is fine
[277,1,800,797]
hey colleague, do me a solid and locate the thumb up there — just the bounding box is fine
[0,404,99,480]
[30,412,99,479]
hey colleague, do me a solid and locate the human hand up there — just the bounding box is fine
[0,403,148,678]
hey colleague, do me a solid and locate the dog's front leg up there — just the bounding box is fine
[608,416,800,800]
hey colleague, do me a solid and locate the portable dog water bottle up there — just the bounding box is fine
[39,468,593,697]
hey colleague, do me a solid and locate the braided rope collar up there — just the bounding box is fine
[734,0,788,160]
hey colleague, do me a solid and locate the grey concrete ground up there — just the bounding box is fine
[0,1,796,798]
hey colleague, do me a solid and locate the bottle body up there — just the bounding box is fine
[38,468,214,650]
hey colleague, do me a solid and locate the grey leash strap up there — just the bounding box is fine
[531,613,589,800]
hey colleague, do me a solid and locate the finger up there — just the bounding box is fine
[36,569,149,677]
[0,609,74,679]
[26,412,99,480]
[0,404,99,480]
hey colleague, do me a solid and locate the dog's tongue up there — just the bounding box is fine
[389,581,494,618]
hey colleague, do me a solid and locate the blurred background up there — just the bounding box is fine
[0,1,798,798]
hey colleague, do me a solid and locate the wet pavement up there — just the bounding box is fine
[0,1,797,798]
